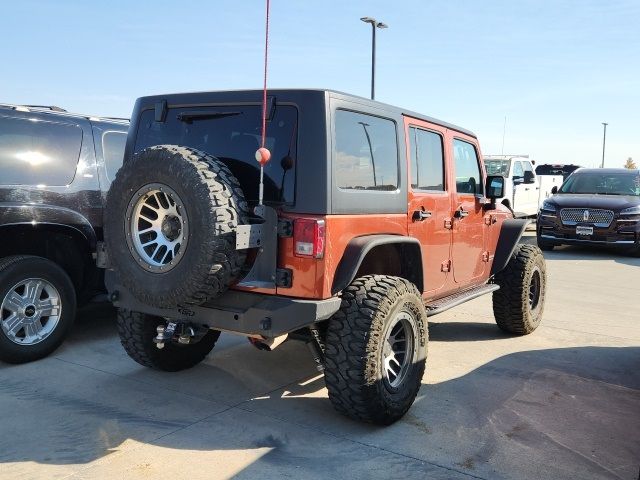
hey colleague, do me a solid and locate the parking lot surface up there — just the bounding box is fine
[1,233,638,480]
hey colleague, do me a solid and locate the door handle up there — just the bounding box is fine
[454,208,469,219]
[524,187,530,191]
[413,210,432,221]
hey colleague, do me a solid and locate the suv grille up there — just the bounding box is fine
[560,208,614,227]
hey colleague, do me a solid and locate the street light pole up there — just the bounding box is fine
[601,122,608,168]
[360,17,388,100]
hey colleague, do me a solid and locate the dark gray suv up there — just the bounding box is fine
[0,104,129,363]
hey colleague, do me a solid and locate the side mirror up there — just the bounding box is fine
[513,176,524,185]
[485,175,505,199]
[524,171,535,184]
[551,185,558,194]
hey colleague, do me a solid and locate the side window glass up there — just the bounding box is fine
[513,161,524,178]
[453,139,481,195]
[335,110,398,191]
[523,161,533,173]
[0,115,82,186]
[102,131,127,182]
[409,127,445,191]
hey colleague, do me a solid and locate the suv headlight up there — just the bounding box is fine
[620,205,640,215]
[540,200,556,213]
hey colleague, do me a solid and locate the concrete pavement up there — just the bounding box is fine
[0,233,638,479]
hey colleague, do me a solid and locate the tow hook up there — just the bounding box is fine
[154,322,203,349]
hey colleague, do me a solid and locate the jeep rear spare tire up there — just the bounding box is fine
[105,145,249,308]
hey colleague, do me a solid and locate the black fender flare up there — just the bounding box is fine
[0,203,97,251]
[331,234,423,294]
[490,219,530,275]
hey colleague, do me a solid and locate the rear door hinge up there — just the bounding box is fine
[276,268,293,288]
[444,218,453,229]
[482,251,492,262]
[484,214,497,225]
[278,219,293,237]
[441,260,451,272]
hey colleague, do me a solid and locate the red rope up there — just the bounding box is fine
[260,0,270,148]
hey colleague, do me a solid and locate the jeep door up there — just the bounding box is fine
[450,136,486,284]
[405,119,452,297]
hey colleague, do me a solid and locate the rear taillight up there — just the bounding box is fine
[293,218,325,258]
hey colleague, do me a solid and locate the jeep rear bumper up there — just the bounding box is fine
[105,271,341,338]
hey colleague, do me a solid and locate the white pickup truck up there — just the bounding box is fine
[484,155,564,217]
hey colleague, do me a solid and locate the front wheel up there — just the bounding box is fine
[324,275,428,425]
[0,255,76,363]
[116,309,220,371]
[492,244,547,335]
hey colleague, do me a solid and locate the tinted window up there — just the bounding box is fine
[513,161,524,177]
[409,127,444,191]
[453,139,481,195]
[0,115,82,186]
[103,131,127,181]
[135,105,297,204]
[559,172,640,196]
[335,110,398,191]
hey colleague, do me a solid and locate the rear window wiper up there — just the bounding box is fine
[177,111,242,123]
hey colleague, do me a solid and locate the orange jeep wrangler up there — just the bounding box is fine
[103,89,546,424]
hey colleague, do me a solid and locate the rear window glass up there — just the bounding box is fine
[334,110,398,191]
[485,160,510,176]
[134,105,297,204]
[103,131,127,181]
[0,115,82,186]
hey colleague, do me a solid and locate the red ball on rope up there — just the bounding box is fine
[255,147,271,166]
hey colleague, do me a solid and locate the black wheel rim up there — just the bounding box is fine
[529,268,541,311]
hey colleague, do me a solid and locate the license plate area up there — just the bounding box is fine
[576,225,594,236]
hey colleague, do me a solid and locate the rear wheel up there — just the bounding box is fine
[492,244,546,335]
[116,309,220,371]
[324,275,428,425]
[0,255,76,363]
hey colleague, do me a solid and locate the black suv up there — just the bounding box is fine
[0,104,129,363]
[537,168,640,255]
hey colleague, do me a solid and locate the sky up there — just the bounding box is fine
[2,0,639,168]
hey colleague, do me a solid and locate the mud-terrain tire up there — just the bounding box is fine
[492,244,546,335]
[117,309,220,371]
[324,275,428,425]
[105,145,249,308]
[0,255,76,363]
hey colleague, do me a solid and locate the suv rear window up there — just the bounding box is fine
[334,110,398,191]
[409,127,444,191]
[134,105,298,204]
[0,115,82,186]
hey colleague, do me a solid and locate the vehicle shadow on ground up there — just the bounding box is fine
[520,233,640,266]
[1,304,638,480]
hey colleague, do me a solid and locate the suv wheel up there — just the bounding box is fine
[536,230,555,251]
[104,145,249,308]
[0,255,76,363]
[324,275,428,425]
[117,309,220,371]
[492,244,546,335]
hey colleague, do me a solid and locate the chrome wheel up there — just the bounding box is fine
[382,311,415,389]
[529,268,541,311]
[126,184,188,272]
[1,278,61,345]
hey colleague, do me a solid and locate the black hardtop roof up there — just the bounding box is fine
[135,88,475,137]
[575,167,639,175]
[0,102,129,126]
